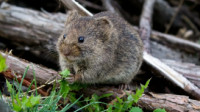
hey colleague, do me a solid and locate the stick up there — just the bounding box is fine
[139,0,155,52]
[165,0,184,33]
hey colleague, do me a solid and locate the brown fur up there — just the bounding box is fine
[57,11,143,84]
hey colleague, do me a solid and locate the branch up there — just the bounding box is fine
[139,0,156,52]
[0,51,60,85]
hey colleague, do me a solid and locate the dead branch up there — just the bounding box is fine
[61,0,92,16]
[76,0,105,11]
[0,51,60,85]
[165,0,184,33]
[0,2,66,64]
[139,0,155,52]
[151,29,200,54]
[162,59,200,88]
[101,0,117,13]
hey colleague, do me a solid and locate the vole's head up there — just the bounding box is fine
[57,11,113,61]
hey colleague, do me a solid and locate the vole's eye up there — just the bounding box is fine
[63,34,67,39]
[78,36,84,43]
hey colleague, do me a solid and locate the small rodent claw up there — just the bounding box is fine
[118,84,130,90]
[66,74,76,84]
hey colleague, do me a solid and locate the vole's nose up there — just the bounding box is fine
[63,50,71,56]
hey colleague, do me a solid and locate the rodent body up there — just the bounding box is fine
[57,11,143,84]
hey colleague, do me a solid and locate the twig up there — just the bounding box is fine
[182,15,199,33]
[101,0,116,13]
[61,0,92,16]
[165,0,184,33]
[139,0,156,52]
[28,76,58,93]
[76,0,105,11]
[108,91,126,106]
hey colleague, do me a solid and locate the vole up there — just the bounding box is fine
[57,11,143,86]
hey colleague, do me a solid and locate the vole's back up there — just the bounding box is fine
[93,12,143,84]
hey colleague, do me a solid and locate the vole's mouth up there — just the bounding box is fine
[65,55,81,62]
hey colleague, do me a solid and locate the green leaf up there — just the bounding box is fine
[107,105,113,112]
[144,78,151,88]
[153,108,166,112]
[29,94,41,107]
[13,102,22,111]
[60,95,82,112]
[6,80,13,93]
[60,80,70,99]
[59,69,70,78]
[116,97,123,104]
[132,79,151,103]
[129,107,143,112]
[21,96,28,109]
[99,93,113,99]
[15,93,21,106]
[0,54,7,72]
[19,66,29,93]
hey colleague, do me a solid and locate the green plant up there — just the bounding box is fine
[106,79,151,112]
[0,54,7,72]
[153,108,166,112]
[5,66,41,112]
[3,67,81,112]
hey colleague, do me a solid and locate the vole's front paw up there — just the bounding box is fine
[66,74,76,84]
[66,74,81,84]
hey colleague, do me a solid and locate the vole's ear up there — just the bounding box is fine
[95,17,113,30]
[65,10,81,26]
[95,17,113,41]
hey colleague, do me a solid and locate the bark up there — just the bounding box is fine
[162,59,200,88]
[0,2,67,64]
[151,31,200,54]
[0,51,60,85]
